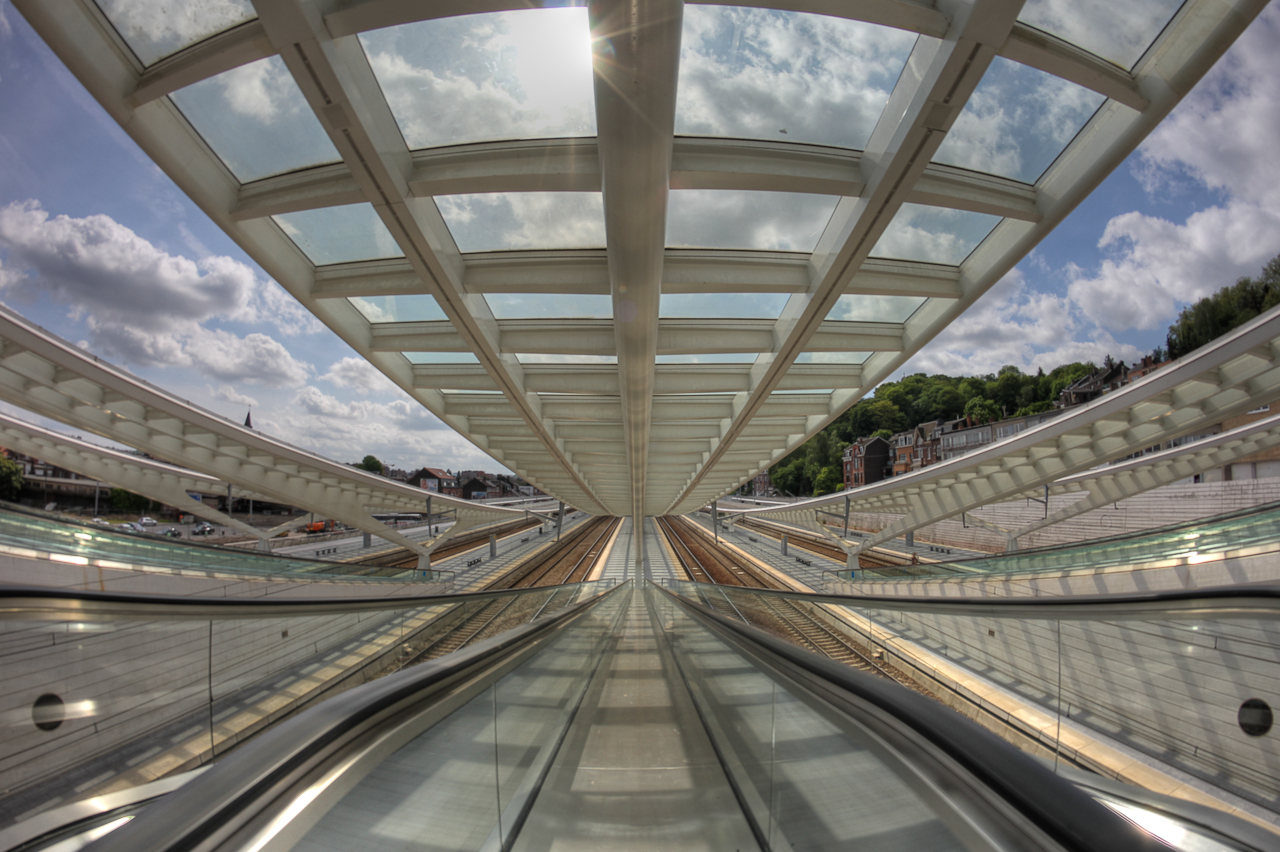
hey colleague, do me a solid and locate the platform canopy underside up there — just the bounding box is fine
[12,0,1267,517]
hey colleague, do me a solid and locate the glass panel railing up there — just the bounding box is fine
[664,581,1280,825]
[827,501,1280,582]
[0,581,616,829]
[650,583,1158,852]
[285,585,628,852]
[0,505,453,584]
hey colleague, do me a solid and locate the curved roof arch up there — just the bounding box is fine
[12,0,1268,520]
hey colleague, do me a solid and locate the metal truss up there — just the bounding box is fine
[12,0,1268,522]
[0,307,521,564]
[743,307,1280,555]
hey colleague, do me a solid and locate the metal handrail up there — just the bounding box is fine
[83,580,630,852]
[671,581,1280,621]
[0,580,620,620]
[653,582,1165,852]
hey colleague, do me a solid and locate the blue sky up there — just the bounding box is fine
[0,1,1278,471]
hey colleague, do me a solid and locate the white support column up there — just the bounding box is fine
[589,0,682,518]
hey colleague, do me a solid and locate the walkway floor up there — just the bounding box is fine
[511,589,759,852]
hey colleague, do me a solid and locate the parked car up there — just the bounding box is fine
[191,522,216,536]
[138,517,158,526]
[161,527,182,538]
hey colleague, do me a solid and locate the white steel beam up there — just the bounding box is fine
[1008,411,1280,544]
[744,308,1280,552]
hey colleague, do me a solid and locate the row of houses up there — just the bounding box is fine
[843,407,1070,488]
[408,467,541,501]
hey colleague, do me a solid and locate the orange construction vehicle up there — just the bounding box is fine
[304,519,334,534]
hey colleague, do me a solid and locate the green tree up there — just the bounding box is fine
[109,488,152,514]
[964,397,1001,424]
[863,399,907,434]
[0,456,24,502]
[769,456,807,496]
[813,466,842,496]
[357,455,385,474]
[1167,255,1280,358]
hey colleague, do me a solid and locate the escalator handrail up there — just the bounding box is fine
[670,579,1280,620]
[84,579,630,852]
[654,583,1165,852]
[0,580,617,620]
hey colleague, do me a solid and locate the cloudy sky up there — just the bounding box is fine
[0,0,1277,473]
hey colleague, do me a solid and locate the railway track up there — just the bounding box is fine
[386,516,620,671]
[659,514,920,687]
[485,516,620,589]
[328,517,545,577]
[735,515,934,573]
[657,515,785,588]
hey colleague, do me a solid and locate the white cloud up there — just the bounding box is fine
[363,8,594,150]
[0,200,314,385]
[666,190,837,252]
[257,282,324,336]
[676,6,915,149]
[322,356,397,395]
[908,270,1142,376]
[257,386,496,470]
[188,328,311,387]
[435,192,605,252]
[1064,7,1280,334]
[96,0,254,64]
[211,384,259,408]
[0,201,256,332]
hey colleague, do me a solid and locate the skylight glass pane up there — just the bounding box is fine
[661,293,789,319]
[360,8,596,150]
[406,352,478,364]
[870,204,1000,265]
[96,0,255,66]
[437,193,605,252]
[516,354,618,364]
[274,204,403,266]
[933,58,1105,184]
[667,191,838,251]
[656,354,758,363]
[350,295,446,323]
[676,6,917,150]
[171,56,341,182]
[1018,0,1184,70]
[826,295,925,323]
[795,352,870,364]
[486,294,613,319]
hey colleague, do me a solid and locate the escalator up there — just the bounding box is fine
[6,581,1271,851]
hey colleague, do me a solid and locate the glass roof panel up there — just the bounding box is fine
[795,352,870,364]
[485,294,613,319]
[676,6,917,150]
[437,193,605,252]
[359,7,596,150]
[170,56,341,183]
[656,354,758,363]
[667,190,838,251]
[826,295,925,323]
[932,57,1105,184]
[350,295,447,324]
[1018,0,1184,70]
[405,352,479,364]
[661,293,789,319]
[516,354,618,364]
[273,204,403,266]
[870,204,1000,265]
[95,0,255,67]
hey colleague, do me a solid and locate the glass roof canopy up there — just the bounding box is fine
[15,0,1261,520]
